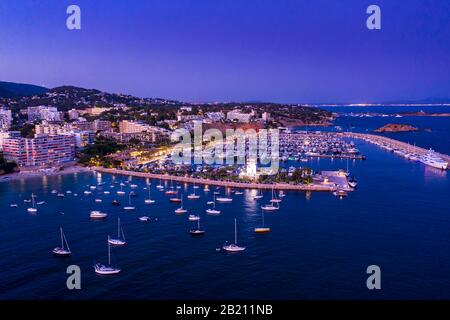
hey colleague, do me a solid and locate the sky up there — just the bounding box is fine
[0,0,449,104]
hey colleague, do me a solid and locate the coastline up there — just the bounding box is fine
[0,165,92,183]
[93,167,347,192]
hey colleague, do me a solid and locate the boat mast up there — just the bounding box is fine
[234,218,237,244]
[118,218,120,238]
[60,227,64,249]
[108,236,111,265]
[262,210,265,227]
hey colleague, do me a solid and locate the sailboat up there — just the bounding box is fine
[117,182,126,196]
[52,227,72,256]
[222,219,246,252]
[261,199,279,211]
[187,184,200,200]
[123,192,136,210]
[169,190,182,203]
[27,194,38,213]
[90,210,108,219]
[165,179,177,195]
[144,184,155,204]
[108,218,127,246]
[190,217,205,236]
[188,214,200,221]
[206,194,221,215]
[94,236,121,275]
[269,187,282,203]
[216,188,233,203]
[175,195,187,214]
[204,185,210,192]
[254,209,271,233]
[156,178,164,190]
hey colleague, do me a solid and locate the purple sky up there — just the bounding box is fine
[0,0,449,103]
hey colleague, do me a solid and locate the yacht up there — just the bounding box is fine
[116,183,126,196]
[187,190,200,200]
[10,203,18,208]
[190,217,205,236]
[94,237,121,275]
[254,190,263,200]
[27,194,38,213]
[108,218,127,246]
[254,209,271,233]
[419,149,448,170]
[222,219,246,252]
[52,227,71,257]
[90,210,108,219]
[348,177,357,188]
[95,198,102,203]
[139,216,151,222]
[123,193,136,211]
[144,185,155,204]
[206,194,221,215]
[261,202,279,211]
[84,190,92,195]
[188,214,200,221]
[174,195,187,214]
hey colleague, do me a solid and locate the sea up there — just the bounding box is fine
[0,105,449,300]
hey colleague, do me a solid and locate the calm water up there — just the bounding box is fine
[304,105,450,154]
[0,139,449,300]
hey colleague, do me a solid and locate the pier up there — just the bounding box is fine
[93,167,352,192]
[340,132,450,168]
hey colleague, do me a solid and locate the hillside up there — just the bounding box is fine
[0,81,47,98]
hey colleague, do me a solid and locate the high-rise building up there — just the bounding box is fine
[2,134,75,167]
[68,109,79,120]
[27,106,60,122]
[0,108,12,129]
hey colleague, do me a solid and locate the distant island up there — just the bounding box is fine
[374,124,419,133]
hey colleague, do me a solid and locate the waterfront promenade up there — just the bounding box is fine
[93,167,348,192]
[341,132,450,166]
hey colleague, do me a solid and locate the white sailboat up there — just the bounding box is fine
[216,188,233,203]
[254,209,271,233]
[144,184,155,204]
[90,210,108,219]
[254,189,263,199]
[188,214,200,221]
[187,184,200,200]
[175,195,187,214]
[108,218,127,246]
[27,194,38,213]
[270,187,282,203]
[190,217,205,236]
[222,219,246,252]
[156,178,164,190]
[261,200,279,211]
[123,192,136,210]
[94,236,121,275]
[206,194,221,215]
[117,182,126,196]
[52,227,72,256]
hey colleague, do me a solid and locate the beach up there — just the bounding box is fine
[0,165,92,183]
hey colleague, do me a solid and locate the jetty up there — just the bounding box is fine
[93,167,352,192]
[341,132,450,168]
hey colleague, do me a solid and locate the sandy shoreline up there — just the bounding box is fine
[0,165,92,183]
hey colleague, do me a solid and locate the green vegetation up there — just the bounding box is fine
[0,155,18,175]
[79,137,126,167]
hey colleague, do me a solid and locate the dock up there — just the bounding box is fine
[340,132,450,168]
[93,167,352,192]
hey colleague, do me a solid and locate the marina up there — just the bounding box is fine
[0,137,449,299]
